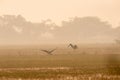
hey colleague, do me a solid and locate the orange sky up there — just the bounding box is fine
[0,0,120,27]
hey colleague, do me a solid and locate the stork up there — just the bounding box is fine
[41,48,56,55]
[68,43,78,50]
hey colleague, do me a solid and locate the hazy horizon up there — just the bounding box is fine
[0,0,120,45]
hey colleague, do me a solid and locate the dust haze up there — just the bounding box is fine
[0,15,120,45]
[0,0,120,80]
[0,0,120,45]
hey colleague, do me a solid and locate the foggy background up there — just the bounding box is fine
[0,15,120,45]
[0,0,120,45]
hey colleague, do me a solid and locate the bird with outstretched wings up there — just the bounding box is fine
[68,43,78,50]
[41,48,56,55]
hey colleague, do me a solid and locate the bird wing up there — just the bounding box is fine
[41,50,49,53]
[75,45,78,48]
[50,48,56,53]
[41,49,53,55]
[68,44,72,47]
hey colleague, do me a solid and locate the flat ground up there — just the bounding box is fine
[0,44,120,80]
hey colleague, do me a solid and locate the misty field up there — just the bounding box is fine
[0,44,120,80]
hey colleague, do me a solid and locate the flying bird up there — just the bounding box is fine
[68,43,78,50]
[41,48,56,55]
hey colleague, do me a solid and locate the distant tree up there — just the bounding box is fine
[54,16,114,43]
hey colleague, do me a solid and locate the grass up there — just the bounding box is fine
[0,44,119,79]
